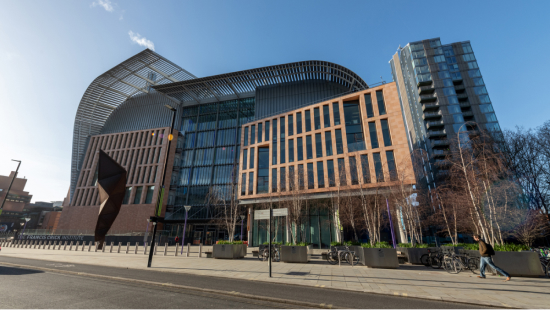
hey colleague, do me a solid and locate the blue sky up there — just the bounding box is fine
[1,0,549,202]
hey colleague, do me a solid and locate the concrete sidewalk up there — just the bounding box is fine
[1,246,549,308]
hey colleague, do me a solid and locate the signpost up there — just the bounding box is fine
[254,208,287,278]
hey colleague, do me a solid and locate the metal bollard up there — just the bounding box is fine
[199,243,202,258]
[135,242,139,254]
[175,243,179,256]
[75,241,80,251]
[126,242,130,254]
[63,241,68,250]
[187,243,190,257]
[47,241,52,250]
[69,241,74,251]
[144,242,148,255]
[163,243,168,256]
[117,242,122,253]
[109,242,114,253]
[154,242,158,255]
[83,241,87,251]
[102,242,106,252]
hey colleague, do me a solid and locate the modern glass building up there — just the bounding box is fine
[390,37,502,189]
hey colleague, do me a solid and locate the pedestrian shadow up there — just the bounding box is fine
[0,266,44,276]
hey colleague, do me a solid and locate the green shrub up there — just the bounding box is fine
[494,243,529,252]
[217,240,244,245]
[262,241,283,245]
[361,241,392,248]
[288,242,309,246]
[330,241,342,246]
[397,243,412,248]
[344,241,361,246]
[397,243,430,248]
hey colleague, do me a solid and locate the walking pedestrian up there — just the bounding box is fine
[174,236,179,245]
[473,234,511,281]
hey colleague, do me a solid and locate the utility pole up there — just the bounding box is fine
[0,160,21,216]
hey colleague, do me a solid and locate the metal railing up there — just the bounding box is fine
[19,229,152,236]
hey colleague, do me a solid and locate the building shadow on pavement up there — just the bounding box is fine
[0,266,44,276]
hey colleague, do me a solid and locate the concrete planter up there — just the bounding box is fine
[280,245,312,263]
[396,247,429,265]
[360,248,399,269]
[492,251,544,277]
[212,244,247,259]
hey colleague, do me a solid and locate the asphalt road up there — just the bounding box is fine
[0,256,484,309]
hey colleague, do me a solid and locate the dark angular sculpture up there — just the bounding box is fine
[94,150,127,249]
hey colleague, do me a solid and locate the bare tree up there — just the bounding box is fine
[285,165,307,244]
[206,167,241,242]
[512,210,550,247]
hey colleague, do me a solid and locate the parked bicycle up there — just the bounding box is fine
[258,244,280,262]
[442,251,479,274]
[326,245,359,266]
[532,247,550,278]
[420,248,445,269]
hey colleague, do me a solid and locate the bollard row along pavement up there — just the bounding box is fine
[0,239,202,257]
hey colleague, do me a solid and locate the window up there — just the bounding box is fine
[265,121,270,141]
[373,153,384,182]
[453,114,465,123]
[306,135,313,159]
[376,91,386,115]
[249,148,255,169]
[415,65,430,74]
[438,71,450,79]
[463,53,476,62]
[451,72,462,80]
[473,77,485,86]
[251,125,255,145]
[123,187,132,204]
[386,151,397,181]
[413,57,428,67]
[313,108,321,130]
[434,55,445,63]
[288,139,294,162]
[241,173,246,195]
[317,162,325,188]
[242,149,248,168]
[307,163,314,189]
[337,158,347,186]
[438,63,448,71]
[446,56,457,64]
[380,119,392,147]
[486,123,501,132]
[327,160,335,187]
[315,133,323,157]
[248,172,254,195]
[349,157,359,185]
[145,186,155,204]
[441,79,453,87]
[474,86,488,95]
[258,123,263,143]
[298,164,305,190]
[343,101,366,152]
[368,122,379,149]
[453,123,466,133]
[443,87,456,96]
[448,96,459,104]
[296,112,302,134]
[412,50,425,58]
[335,129,344,154]
[288,114,293,136]
[257,148,269,194]
[272,142,277,165]
[417,73,432,83]
[323,105,330,127]
[485,113,497,122]
[297,137,303,161]
[430,39,441,47]
[479,104,494,113]
[364,94,374,118]
[410,42,423,51]
[479,95,491,103]
[443,48,454,57]
[280,167,286,191]
[324,131,333,156]
[448,64,459,72]
[305,110,311,132]
[289,166,295,191]
[468,61,479,69]
[332,102,341,125]
[244,127,249,146]
[360,154,371,184]
[133,186,143,204]
[448,105,461,114]
[280,138,285,164]
[468,69,481,78]
[272,119,277,141]
[272,168,277,192]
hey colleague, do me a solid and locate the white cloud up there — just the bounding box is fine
[128,31,155,51]
[91,0,115,12]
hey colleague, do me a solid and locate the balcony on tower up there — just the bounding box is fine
[419,93,437,103]
[426,120,445,130]
[427,129,446,139]
[423,110,443,120]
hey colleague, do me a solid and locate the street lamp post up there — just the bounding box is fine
[240,215,245,241]
[148,104,177,268]
[180,205,191,255]
[0,160,21,216]
[21,218,30,235]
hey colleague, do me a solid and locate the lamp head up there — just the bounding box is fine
[184,205,192,212]
[240,215,245,220]
[164,104,176,111]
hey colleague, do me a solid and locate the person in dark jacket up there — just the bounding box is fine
[474,234,511,281]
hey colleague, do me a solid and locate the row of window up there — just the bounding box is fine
[241,151,398,195]
[122,186,155,205]
[243,92,387,147]
[242,119,393,168]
